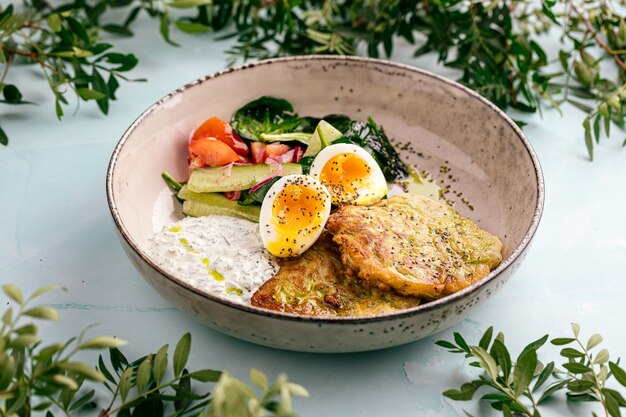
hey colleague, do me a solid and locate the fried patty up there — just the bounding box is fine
[326,194,503,299]
[251,234,421,316]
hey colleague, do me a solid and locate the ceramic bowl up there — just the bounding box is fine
[106,56,544,353]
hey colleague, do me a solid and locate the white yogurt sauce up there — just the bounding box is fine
[148,215,279,304]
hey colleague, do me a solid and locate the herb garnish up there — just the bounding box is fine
[438,323,626,417]
[0,284,308,417]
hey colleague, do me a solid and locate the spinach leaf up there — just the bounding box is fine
[230,96,304,141]
[238,177,281,206]
[298,155,315,175]
[300,114,353,134]
[341,117,409,181]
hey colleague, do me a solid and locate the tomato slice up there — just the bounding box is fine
[250,142,267,164]
[264,143,291,160]
[188,138,240,168]
[192,116,249,156]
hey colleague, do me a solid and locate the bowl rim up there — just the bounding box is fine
[106,55,545,324]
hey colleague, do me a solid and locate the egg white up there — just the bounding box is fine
[309,143,388,206]
[259,174,331,257]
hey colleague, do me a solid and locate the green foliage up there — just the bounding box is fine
[2,0,626,157]
[438,323,626,417]
[230,96,305,142]
[0,285,308,417]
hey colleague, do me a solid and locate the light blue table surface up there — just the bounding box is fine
[1,18,625,417]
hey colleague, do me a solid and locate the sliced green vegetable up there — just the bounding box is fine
[187,163,302,193]
[300,115,353,134]
[178,186,260,222]
[302,120,343,157]
[258,132,312,144]
[230,96,303,141]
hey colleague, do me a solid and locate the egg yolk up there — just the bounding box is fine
[267,183,326,257]
[318,153,371,204]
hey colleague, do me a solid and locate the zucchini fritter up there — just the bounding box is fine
[251,234,421,316]
[326,194,503,299]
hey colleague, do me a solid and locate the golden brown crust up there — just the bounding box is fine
[251,234,421,316]
[326,194,503,299]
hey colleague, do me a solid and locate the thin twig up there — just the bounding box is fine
[568,0,626,72]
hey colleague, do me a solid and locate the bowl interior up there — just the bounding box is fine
[109,57,541,305]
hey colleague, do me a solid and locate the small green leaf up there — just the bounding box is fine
[519,334,549,358]
[76,88,106,100]
[538,379,569,404]
[0,125,7,145]
[136,355,152,395]
[58,361,105,381]
[10,334,40,348]
[79,336,127,350]
[37,343,63,362]
[594,349,609,364]
[584,118,594,161]
[98,355,116,384]
[502,404,514,417]
[250,368,268,391]
[514,347,537,397]
[609,362,626,387]
[560,348,585,358]
[562,362,592,374]
[603,388,626,407]
[14,323,37,335]
[167,0,211,8]
[173,332,191,377]
[0,356,16,390]
[435,340,457,350]
[478,327,494,350]
[604,388,622,417]
[47,13,62,32]
[3,84,22,103]
[567,380,595,392]
[189,369,222,382]
[153,344,168,385]
[287,382,309,397]
[102,23,133,36]
[533,361,554,392]
[443,381,482,401]
[69,389,95,411]
[470,346,498,380]
[175,20,210,33]
[552,337,575,346]
[490,338,512,381]
[2,284,23,305]
[29,285,64,299]
[23,306,59,320]
[118,367,133,402]
[454,332,470,352]
[567,392,598,402]
[586,334,603,350]
[52,374,79,391]
[159,13,180,47]
[1,308,11,325]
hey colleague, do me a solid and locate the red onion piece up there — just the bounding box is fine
[249,175,277,194]
[292,145,304,162]
[224,191,241,201]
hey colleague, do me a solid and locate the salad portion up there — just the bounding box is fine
[163,96,427,256]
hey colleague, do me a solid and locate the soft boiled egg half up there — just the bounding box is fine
[309,143,388,206]
[260,175,331,258]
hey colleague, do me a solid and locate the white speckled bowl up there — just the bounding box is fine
[106,56,544,353]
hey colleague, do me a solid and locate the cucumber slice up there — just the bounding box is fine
[187,163,302,193]
[258,132,312,144]
[303,120,343,157]
[178,186,260,222]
